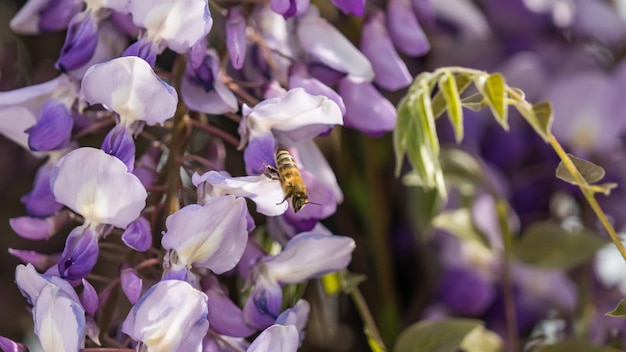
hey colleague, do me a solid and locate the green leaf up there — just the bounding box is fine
[461,93,486,111]
[439,72,464,143]
[432,208,489,248]
[537,339,621,352]
[479,73,508,129]
[432,72,473,119]
[556,153,606,184]
[513,222,608,269]
[531,101,554,140]
[393,319,482,352]
[606,298,626,318]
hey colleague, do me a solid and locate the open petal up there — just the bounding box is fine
[122,280,209,352]
[264,232,355,284]
[81,56,178,127]
[127,0,213,53]
[247,325,299,352]
[241,88,342,144]
[296,6,374,81]
[51,147,147,228]
[34,284,86,352]
[161,196,248,273]
[193,171,288,216]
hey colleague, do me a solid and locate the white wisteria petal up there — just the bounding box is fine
[81,56,178,126]
[51,147,147,228]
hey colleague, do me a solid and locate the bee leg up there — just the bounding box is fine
[276,194,291,206]
[262,164,280,180]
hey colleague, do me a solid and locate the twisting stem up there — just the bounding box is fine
[547,134,626,260]
[187,118,241,147]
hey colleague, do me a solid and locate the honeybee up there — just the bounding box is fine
[264,147,319,213]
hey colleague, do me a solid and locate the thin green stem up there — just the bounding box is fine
[350,287,387,352]
[547,134,626,260]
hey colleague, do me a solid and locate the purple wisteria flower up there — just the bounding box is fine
[51,147,147,278]
[123,0,213,66]
[122,279,210,351]
[161,195,248,280]
[10,0,82,34]
[226,6,247,70]
[181,43,238,115]
[15,264,91,351]
[244,232,355,328]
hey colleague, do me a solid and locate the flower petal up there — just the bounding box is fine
[264,232,355,284]
[51,147,147,228]
[296,6,374,81]
[81,56,178,126]
[161,196,248,273]
[194,171,288,216]
[34,284,86,352]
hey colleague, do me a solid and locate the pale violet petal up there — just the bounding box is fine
[243,88,342,141]
[34,284,85,352]
[81,56,178,126]
[122,280,209,352]
[264,232,355,284]
[246,325,299,352]
[9,0,48,34]
[0,75,77,115]
[0,105,37,149]
[128,0,213,53]
[51,147,147,228]
[161,196,248,273]
[193,171,288,216]
[296,6,374,82]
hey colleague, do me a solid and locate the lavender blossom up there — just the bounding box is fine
[238,87,343,148]
[161,195,248,276]
[181,44,238,115]
[81,56,178,129]
[125,0,213,63]
[386,0,430,57]
[360,10,412,91]
[122,279,210,351]
[296,6,374,82]
[226,7,247,70]
[338,76,397,136]
[10,0,82,34]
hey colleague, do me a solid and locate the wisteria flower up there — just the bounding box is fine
[244,232,355,328]
[181,44,238,115]
[238,87,343,148]
[81,56,178,129]
[124,0,213,65]
[10,0,82,34]
[122,279,210,352]
[161,195,248,276]
[296,6,374,82]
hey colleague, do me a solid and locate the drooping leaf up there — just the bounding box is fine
[537,339,621,352]
[432,208,489,248]
[438,72,464,142]
[513,222,608,269]
[461,93,486,111]
[530,101,553,141]
[606,298,626,318]
[432,72,473,119]
[556,153,606,185]
[478,73,508,129]
[393,319,482,352]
